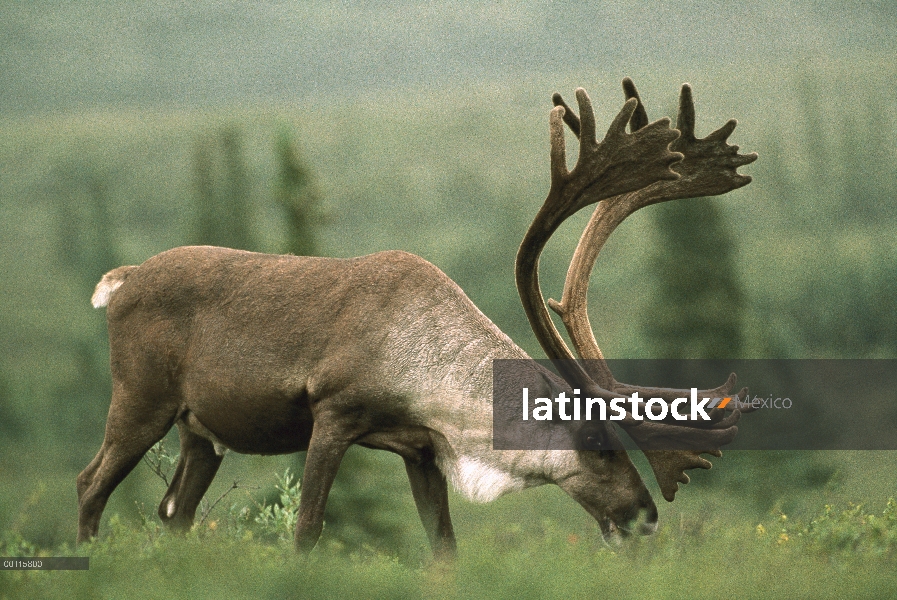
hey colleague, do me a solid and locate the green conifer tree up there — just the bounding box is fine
[193,127,253,251]
[642,198,743,359]
[274,129,320,257]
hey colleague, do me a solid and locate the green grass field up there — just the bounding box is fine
[2,483,896,598]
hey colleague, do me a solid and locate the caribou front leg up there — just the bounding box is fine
[405,454,457,560]
[294,420,354,554]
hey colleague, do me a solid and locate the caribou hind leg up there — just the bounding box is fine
[77,389,177,544]
[157,422,224,531]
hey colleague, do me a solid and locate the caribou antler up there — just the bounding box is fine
[515,88,682,392]
[548,78,757,400]
[551,79,757,500]
[517,80,756,502]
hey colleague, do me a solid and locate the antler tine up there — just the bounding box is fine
[662,82,758,202]
[551,93,580,137]
[621,77,650,132]
[621,408,742,501]
[553,76,650,139]
[615,383,750,427]
[643,449,717,502]
[615,377,751,408]
[517,86,682,391]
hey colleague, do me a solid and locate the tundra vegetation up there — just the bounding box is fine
[1,62,896,600]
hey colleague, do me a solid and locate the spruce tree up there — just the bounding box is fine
[274,130,320,257]
[642,198,743,359]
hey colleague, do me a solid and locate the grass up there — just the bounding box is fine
[2,497,895,599]
[3,453,897,598]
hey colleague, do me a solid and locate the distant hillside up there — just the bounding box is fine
[2,1,894,114]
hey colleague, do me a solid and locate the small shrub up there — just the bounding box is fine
[141,440,179,488]
[253,468,302,544]
[0,529,37,557]
[775,498,897,557]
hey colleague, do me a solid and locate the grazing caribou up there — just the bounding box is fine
[77,78,756,558]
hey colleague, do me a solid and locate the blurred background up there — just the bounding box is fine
[1,0,895,560]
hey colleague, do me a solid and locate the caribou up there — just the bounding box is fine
[77,78,756,558]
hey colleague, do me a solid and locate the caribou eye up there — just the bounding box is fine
[579,428,616,459]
